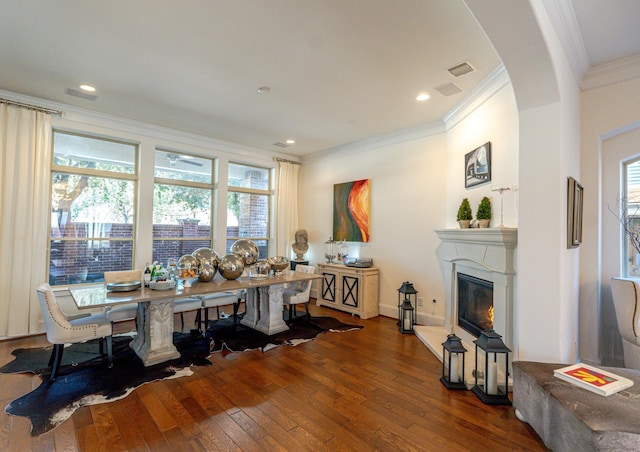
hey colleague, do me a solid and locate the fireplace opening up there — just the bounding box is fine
[457,273,494,338]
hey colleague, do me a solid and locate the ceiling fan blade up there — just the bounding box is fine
[183,160,203,167]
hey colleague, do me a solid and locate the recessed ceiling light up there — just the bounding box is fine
[416,92,431,101]
[257,86,271,94]
[285,139,295,145]
[79,84,96,92]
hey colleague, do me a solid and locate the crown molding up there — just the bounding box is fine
[0,89,295,165]
[304,120,446,163]
[539,0,589,86]
[581,54,640,91]
[443,65,510,130]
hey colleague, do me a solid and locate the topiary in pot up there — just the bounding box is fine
[457,198,473,228]
[476,196,491,228]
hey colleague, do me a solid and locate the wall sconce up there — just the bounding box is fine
[472,329,512,405]
[397,281,417,334]
[441,334,467,390]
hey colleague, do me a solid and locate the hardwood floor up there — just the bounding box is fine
[0,302,548,451]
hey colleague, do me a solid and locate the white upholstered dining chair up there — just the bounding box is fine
[103,269,142,323]
[36,283,113,380]
[197,291,242,330]
[283,265,316,323]
[173,296,203,332]
[610,277,640,370]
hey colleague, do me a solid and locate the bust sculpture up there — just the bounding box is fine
[292,228,309,260]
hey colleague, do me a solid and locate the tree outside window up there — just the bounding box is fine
[152,150,215,265]
[49,132,137,285]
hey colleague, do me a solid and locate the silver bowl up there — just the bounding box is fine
[268,256,290,275]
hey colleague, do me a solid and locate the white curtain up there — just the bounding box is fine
[0,104,52,338]
[274,161,300,258]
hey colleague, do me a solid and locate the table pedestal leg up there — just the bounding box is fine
[255,284,289,335]
[130,299,180,366]
[240,288,259,328]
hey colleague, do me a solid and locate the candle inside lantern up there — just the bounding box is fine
[486,361,498,395]
[450,355,460,383]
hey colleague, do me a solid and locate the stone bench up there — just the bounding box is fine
[513,361,640,451]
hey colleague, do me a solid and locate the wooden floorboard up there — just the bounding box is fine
[0,302,549,451]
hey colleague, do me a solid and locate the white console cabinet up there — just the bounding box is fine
[316,263,379,319]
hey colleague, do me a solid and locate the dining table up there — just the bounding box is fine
[69,270,321,367]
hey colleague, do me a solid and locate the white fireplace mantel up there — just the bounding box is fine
[435,227,517,275]
[435,227,517,347]
[415,227,518,387]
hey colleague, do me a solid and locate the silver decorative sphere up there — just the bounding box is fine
[230,239,259,266]
[192,247,219,273]
[255,259,271,276]
[219,254,245,280]
[177,254,198,270]
[198,263,216,282]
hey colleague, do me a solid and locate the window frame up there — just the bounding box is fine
[226,162,273,255]
[48,130,139,285]
[152,149,216,262]
[623,158,640,277]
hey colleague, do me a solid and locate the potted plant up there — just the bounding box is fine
[457,198,473,228]
[476,196,491,228]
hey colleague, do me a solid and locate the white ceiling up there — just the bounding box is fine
[0,0,638,157]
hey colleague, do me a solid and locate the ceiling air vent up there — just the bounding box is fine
[434,82,463,97]
[447,61,475,77]
[272,142,291,148]
[65,87,97,101]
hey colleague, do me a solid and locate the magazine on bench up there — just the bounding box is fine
[553,363,634,396]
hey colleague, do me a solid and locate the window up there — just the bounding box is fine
[49,131,137,285]
[227,163,271,259]
[152,149,214,264]
[624,159,640,277]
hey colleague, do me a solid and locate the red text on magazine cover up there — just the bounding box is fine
[562,366,618,387]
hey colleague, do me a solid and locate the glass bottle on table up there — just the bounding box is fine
[167,258,177,282]
[144,263,151,287]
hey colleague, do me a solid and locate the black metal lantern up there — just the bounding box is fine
[397,281,417,334]
[441,334,467,390]
[472,329,511,405]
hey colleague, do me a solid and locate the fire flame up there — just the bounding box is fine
[487,306,494,326]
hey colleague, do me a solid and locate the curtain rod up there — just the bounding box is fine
[274,157,301,165]
[0,98,64,116]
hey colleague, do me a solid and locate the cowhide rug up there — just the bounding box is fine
[2,315,362,435]
[206,314,363,355]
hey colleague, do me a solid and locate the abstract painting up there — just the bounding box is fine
[333,179,370,242]
[465,142,491,188]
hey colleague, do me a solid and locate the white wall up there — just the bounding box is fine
[448,0,581,362]
[580,76,640,365]
[513,1,582,363]
[299,70,520,326]
[445,70,519,228]
[299,129,448,322]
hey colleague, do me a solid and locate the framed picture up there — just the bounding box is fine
[333,179,370,242]
[567,176,583,248]
[465,142,491,188]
